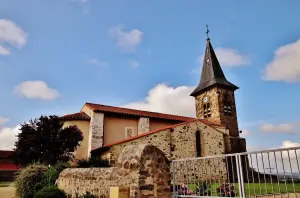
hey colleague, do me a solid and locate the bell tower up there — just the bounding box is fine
[190,29,240,138]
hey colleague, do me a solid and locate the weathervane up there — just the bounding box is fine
[206,24,210,39]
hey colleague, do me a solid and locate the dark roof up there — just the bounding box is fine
[60,112,90,121]
[190,38,239,97]
[0,150,14,158]
[85,102,194,122]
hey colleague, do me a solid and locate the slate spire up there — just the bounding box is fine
[190,37,239,97]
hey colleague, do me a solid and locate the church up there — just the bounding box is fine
[61,36,247,164]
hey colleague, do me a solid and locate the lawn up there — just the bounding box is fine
[187,182,300,196]
[0,182,13,187]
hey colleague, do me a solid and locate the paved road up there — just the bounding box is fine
[0,187,15,198]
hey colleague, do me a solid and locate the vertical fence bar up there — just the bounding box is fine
[237,154,245,198]
[250,154,257,197]
[280,151,289,196]
[273,151,281,195]
[255,153,262,195]
[172,161,175,198]
[235,155,243,198]
[287,150,296,195]
[244,154,251,197]
[261,153,268,195]
[266,152,274,196]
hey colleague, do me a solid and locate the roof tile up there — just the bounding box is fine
[85,102,194,122]
[60,112,90,121]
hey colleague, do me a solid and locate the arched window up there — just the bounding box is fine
[195,130,201,157]
[224,94,232,116]
[203,103,211,118]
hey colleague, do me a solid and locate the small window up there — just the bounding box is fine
[125,127,134,138]
[203,103,211,118]
[224,94,232,116]
[195,130,201,157]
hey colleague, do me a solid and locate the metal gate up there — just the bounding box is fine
[171,146,300,198]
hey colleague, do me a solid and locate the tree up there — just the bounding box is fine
[14,115,83,166]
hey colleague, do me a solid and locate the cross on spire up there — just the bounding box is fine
[205,24,210,39]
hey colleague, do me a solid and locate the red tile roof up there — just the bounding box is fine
[92,118,225,151]
[60,112,90,121]
[85,102,195,122]
[0,163,20,171]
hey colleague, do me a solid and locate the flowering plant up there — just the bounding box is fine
[216,182,236,197]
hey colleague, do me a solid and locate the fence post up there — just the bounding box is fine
[236,155,245,198]
[172,161,175,198]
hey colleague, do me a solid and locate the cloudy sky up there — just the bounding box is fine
[0,0,300,152]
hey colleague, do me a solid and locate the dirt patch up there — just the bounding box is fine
[0,187,16,198]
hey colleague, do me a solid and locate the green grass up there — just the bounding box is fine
[187,182,300,196]
[0,182,13,187]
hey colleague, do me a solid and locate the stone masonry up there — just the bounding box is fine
[104,120,229,184]
[195,87,239,138]
[57,144,171,198]
[88,112,104,156]
[138,117,150,135]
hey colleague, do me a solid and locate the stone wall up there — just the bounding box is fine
[195,86,239,138]
[57,144,170,198]
[106,120,228,184]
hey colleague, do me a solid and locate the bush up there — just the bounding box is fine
[76,157,110,168]
[15,163,48,198]
[34,186,67,198]
[42,166,59,186]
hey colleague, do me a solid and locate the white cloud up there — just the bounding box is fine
[14,81,60,100]
[123,83,196,117]
[0,19,28,55]
[129,60,140,68]
[0,125,20,150]
[0,117,9,125]
[263,39,300,82]
[260,122,300,134]
[108,25,144,51]
[198,47,249,68]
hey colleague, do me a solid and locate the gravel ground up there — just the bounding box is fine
[0,187,16,198]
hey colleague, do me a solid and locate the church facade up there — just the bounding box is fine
[61,37,247,164]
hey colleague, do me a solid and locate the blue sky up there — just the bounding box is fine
[0,0,300,151]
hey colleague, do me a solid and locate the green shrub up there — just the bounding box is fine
[42,166,59,186]
[34,186,67,198]
[54,161,71,173]
[15,163,48,198]
[76,157,110,168]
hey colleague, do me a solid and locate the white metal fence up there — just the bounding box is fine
[171,146,300,198]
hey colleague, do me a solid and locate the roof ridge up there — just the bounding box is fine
[85,102,194,119]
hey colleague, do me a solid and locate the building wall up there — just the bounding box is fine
[103,114,185,146]
[103,120,228,183]
[149,119,181,131]
[108,120,227,164]
[63,120,90,160]
[103,115,139,145]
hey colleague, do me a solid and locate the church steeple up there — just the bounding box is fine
[191,26,240,138]
[190,36,238,97]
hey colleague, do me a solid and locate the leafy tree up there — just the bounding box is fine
[14,115,83,166]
